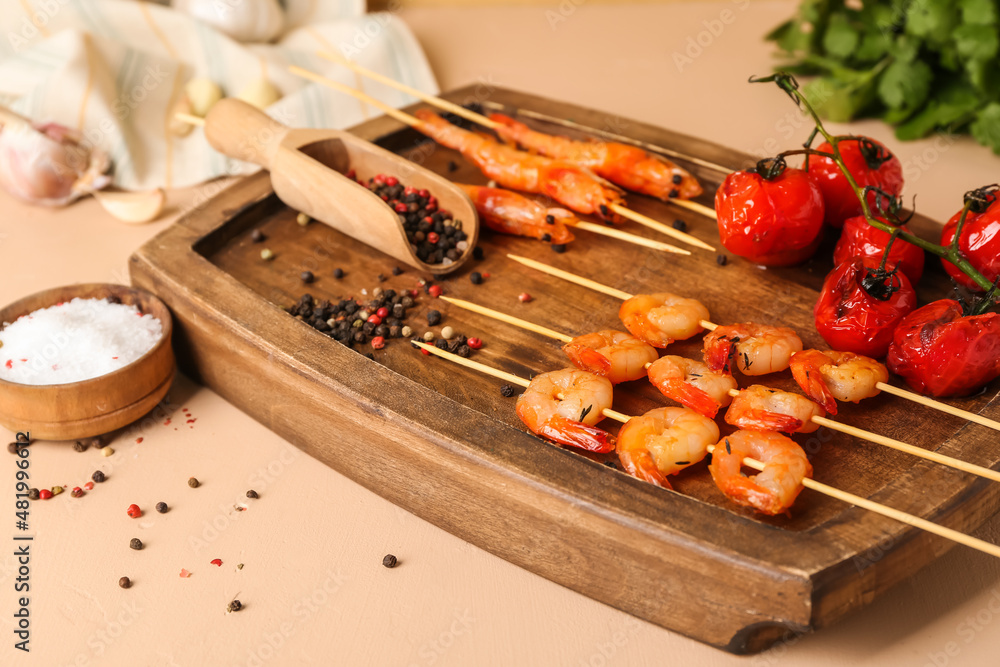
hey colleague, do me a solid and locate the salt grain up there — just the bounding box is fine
[0,298,162,385]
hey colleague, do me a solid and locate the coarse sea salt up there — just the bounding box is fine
[0,297,162,385]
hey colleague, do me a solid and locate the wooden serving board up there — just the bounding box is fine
[129,87,1000,654]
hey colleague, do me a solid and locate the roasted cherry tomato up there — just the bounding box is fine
[814,256,916,358]
[887,299,1000,397]
[833,214,925,285]
[807,137,903,228]
[715,158,824,266]
[940,187,1000,291]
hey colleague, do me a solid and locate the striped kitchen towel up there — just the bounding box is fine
[0,0,438,190]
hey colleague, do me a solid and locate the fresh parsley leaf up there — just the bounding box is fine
[971,103,1000,154]
[961,0,998,26]
[823,12,859,58]
[877,59,933,111]
[906,0,960,47]
[954,24,1000,60]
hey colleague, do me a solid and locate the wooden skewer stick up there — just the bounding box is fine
[444,292,1000,485]
[574,221,690,256]
[508,253,1000,431]
[411,340,1000,560]
[289,64,715,252]
[174,113,206,127]
[317,51,722,225]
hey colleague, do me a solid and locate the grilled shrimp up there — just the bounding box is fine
[489,113,703,201]
[703,323,803,376]
[709,430,812,515]
[646,355,737,419]
[617,407,719,488]
[562,330,659,384]
[458,184,576,244]
[619,293,710,348]
[724,385,825,434]
[515,368,615,452]
[789,349,888,415]
[415,110,624,222]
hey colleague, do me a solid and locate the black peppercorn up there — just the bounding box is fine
[672,174,683,185]
[73,440,89,453]
[427,310,442,326]
[27,488,39,501]
[551,243,567,253]
[251,229,265,243]
[7,442,20,454]
[188,477,200,488]
[447,160,458,172]
[470,271,483,285]
[333,268,344,279]
[473,246,484,261]
[500,384,516,397]
[382,554,398,568]
[130,538,143,551]
[155,502,168,513]
[227,600,242,613]
[716,254,728,266]
[392,266,403,276]
[246,490,259,499]
[300,271,314,284]
[119,577,132,589]
[672,219,687,232]
[92,470,106,483]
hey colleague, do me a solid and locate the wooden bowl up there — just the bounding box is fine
[0,284,175,441]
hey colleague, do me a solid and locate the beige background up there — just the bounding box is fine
[3,2,1000,665]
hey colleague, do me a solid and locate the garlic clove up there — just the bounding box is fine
[0,119,111,207]
[236,78,282,109]
[185,78,224,117]
[169,95,196,137]
[174,0,285,44]
[93,188,166,224]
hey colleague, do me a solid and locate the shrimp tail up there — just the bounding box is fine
[791,365,839,415]
[538,416,616,453]
[727,409,803,434]
[705,338,736,374]
[618,449,672,488]
[654,379,720,419]
[562,343,613,380]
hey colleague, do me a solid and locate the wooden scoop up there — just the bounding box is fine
[202,98,479,274]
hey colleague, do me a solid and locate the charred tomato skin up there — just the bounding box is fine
[807,137,904,229]
[887,299,1000,397]
[814,256,917,358]
[715,167,825,266]
[940,193,1000,291]
[833,214,925,285]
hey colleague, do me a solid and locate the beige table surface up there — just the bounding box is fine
[3,2,1000,665]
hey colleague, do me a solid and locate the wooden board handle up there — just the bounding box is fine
[203,99,290,169]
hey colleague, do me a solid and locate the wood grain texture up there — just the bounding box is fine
[0,284,175,440]
[129,86,1000,654]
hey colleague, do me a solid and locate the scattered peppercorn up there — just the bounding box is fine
[467,337,483,350]
[27,488,39,501]
[469,271,483,285]
[447,160,459,172]
[7,442,20,454]
[427,310,442,326]
[672,174,683,185]
[333,268,344,279]
[300,271,314,284]
[260,248,274,261]
[38,489,52,500]
[473,246,484,261]
[551,243,567,253]
[422,331,435,342]
[441,326,455,340]
[155,502,168,513]
[392,266,404,276]
[246,490,259,499]
[716,254,728,266]
[130,538,143,551]
[51,486,64,496]
[672,219,687,232]
[428,285,443,298]
[669,188,679,198]
[84,482,94,490]
[227,600,243,613]
[519,292,533,303]
[119,577,132,589]
[251,229,265,243]
[188,477,200,488]
[92,470,106,483]
[401,325,413,337]
[382,554,398,568]
[71,487,84,498]
[126,504,142,518]
[371,336,386,350]
[102,447,114,457]
[296,212,311,226]
[73,440,89,453]
[500,384,516,397]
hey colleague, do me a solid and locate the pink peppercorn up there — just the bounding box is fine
[367,314,382,326]
[211,558,223,567]
[468,337,483,350]
[385,175,398,187]
[84,482,94,490]
[519,292,533,303]
[376,307,389,318]
[404,186,416,195]
[127,504,142,518]
[427,232,440,244]
[371,336,386,350]
[38,489,52,500]
[346,169,356,180]
[428,285,443,298]
[373,174,385,184]
[418,189,429,198]
[394,202,408,213]
[425,202,437,212]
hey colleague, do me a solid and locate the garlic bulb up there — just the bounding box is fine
[174,0,285,43]
[0,116,111,207]
[236,78,282,109]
